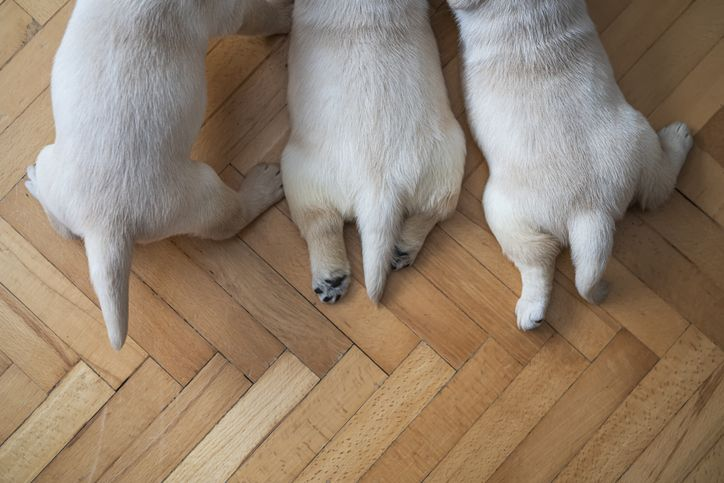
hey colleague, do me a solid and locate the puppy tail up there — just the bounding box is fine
[84,232,133,350]
[357,197,403,304]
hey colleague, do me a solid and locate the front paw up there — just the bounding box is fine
[515,297,546,331]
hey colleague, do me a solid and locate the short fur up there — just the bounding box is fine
[283,0,466,304]
[449,0,693,330]
[26,0,291,349]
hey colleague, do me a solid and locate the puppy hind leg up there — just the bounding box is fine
[297,208,350,303]
[173,161,282,241]
[392,213,439,270]
[638,122,693,210]
[26,162,78,240]
[568,211,614,305]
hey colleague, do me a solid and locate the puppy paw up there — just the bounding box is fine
[313,270,350,303]
[25,165,38,199]
[583,280,609,305]
[391,246,413,271]
[515,297,546,331]
[241,163,284,211]
[659,122,693,166]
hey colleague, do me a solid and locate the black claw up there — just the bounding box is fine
[324,275,346,288]
[314,287,323,294]
[322,295,333,303]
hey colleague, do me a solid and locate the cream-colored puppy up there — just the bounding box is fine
[26,0,291,350]
[283,0,465,303]
[450,0,693,330]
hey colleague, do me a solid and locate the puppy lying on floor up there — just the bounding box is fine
[26,0,290,349]
[449,0,693,330]
[283,0,466,303]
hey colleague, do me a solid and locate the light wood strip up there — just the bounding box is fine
[343,224,488,369]
[175,235,351,377]
[696,106,724,165]
[0,351,11,376]
[426,335,587,482]
[296,343,455,482]
[363,339,522,483]
[649,39,724,133]
[223,165,419,375]
[230,346,387,483]
[133,240,283,381]
[677,146,724,226]
[36,358,181,483]
[614,215,724,350]
[0,2,70,133]
[430,3,458,68]
[230,104,288,174]
[685,435,724,483]
[0,218,145,388]
[0,1,37,68]
[0,365,45,443]
[642,192,724,293]
[0,362,112,483]
[167,352,318,483]
[556,326,724,482]
[14,0,66,25]
[0,284,75,392]
[489,330,658,483]
[0,184,216,385]
[619,0,724,116]
[98,353,251,483]
[601,0,691,79]
[621,363,724,482]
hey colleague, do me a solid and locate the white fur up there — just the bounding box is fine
[283,0,466,303]
[450,0,693,330]
[26,0,291,349]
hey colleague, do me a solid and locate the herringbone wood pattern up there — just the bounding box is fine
[0,0,723,481]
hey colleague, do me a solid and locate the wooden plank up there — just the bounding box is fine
[426,335,588,482]
[642,192,724,293]
[14,0,66,24]
[175,235,351,377]
[0,362,113,483]
[619,0,724,116]
[0,2,70,133]
[685,435,724,483]
[0,365,45,443]
[296,343,454,482]
[98,354,251,483]
[556,326,724,482]
[430,3,458,67]
[650,39,724,134]
[343,225,488,369]
[677,146,724,226]
[204,34,285,118]
[621,363,724,482]
[193,41,289,173]
[36,358,181,483]
[0,1,38,68]
[586,0,632,32]
[363,339,522,482]
[230,346,386,483]
[614,215,724,350]
[489,330,658,483]
[0,351,10,376]
[223,167,419,375]
[0,185,216,385]
[696,106,724,165]
[229,104,289,174]
[601,0,691,79]
[132,240,283,381]
[0,218,145,388]
[0,88,52,198]
[167,352,318,483]
[0,284,75,392]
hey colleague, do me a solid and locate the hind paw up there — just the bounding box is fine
[313,270,350,303]
[391,246,414,270]
[659,122,693,165]
[515,297,546,331]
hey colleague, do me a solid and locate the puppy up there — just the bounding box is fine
[449,0,693,330]
[26,0,291,349]
[283,0,466,303]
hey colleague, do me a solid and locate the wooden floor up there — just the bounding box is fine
[0,0,723,481]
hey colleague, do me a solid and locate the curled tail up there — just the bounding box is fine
[84,233,133,350]
[357,198,403,303]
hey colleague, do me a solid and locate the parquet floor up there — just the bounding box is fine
[0,0,723,481]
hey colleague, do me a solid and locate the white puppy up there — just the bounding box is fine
[283,0,466,303]
[449,0,693,330]
[26,0,291,349]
